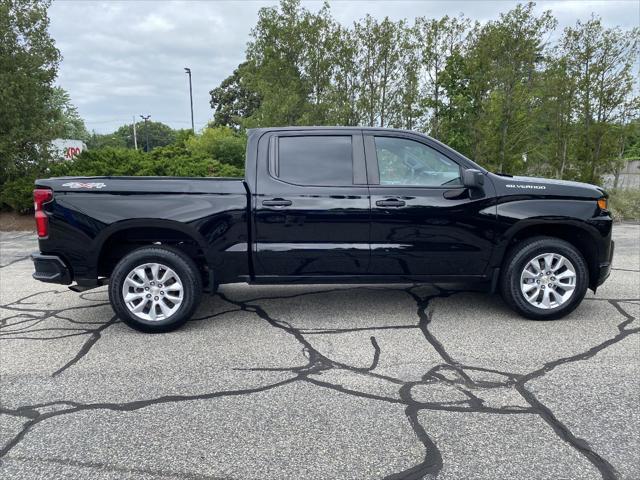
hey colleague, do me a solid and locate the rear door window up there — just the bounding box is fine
[277,136,353,186]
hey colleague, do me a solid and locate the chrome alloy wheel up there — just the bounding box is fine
[121,263,184,321]
[520,253,577,310]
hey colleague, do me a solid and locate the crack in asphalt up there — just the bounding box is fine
[4,455,236,480]
[51,315,119,377]
[0,276,638,478]
[0,233,35,268]
[1,290,118,377]
[215,287,638,480]
[392,288,636,480]
[0,377,299,459]
[0,255,31,269]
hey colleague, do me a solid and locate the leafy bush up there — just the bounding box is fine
[0,128,246,213]
[52,147,243,178]
[186,127,246,168]
[608,189,640,222]
[0,176,36,213]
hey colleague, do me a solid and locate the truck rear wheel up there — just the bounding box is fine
[500,236,589,320]
[108,246,202,333]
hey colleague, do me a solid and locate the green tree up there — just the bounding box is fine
[85,130,127,150]
[48,86,89,141]
[0,0,61,183]
[209,62,261,129]
[483,4,556,173]
[533,53,578,178]
[325,25,360,126]
[121,121,176,150]
[355,15,405,127]
[243,0,309,127]
[390,22,421,130]
[415,15,469,138]
[86,121,178,151]
[440,4,556,174]
[439,23,493,162]
[562,17,639,183]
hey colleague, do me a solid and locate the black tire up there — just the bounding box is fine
[108,246,202,333]
[500,236,589,320]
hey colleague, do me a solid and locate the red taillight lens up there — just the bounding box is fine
[34,188,53,237]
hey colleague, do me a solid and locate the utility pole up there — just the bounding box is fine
[132,115,138,150]
[140,115,151,152]
[184,67,194,133]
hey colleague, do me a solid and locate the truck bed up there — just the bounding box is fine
[34,175,250,288]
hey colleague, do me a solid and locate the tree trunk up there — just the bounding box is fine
[591,134,603,183]
[499,122,508,173]
[433,59,440,139]
[559,137,568,179]
[614,136,627,189]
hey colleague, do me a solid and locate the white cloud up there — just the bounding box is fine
[136,14,175,33]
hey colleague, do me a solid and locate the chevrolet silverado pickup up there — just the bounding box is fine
[32,127,614,332]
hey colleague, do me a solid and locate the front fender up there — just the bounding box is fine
[490,198,612,289]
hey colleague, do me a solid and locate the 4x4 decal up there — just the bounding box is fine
[61,182,106,189]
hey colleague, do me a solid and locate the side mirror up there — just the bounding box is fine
[462,169,485,189]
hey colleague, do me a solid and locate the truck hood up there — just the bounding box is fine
[490,173,606,199]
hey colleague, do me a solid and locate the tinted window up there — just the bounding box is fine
[278,136,353,186]
[375,136,461,187]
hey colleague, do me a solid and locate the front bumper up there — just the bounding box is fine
[31,253,72,285]
[596,240,615,287]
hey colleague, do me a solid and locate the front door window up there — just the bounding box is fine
[374,136,461,187]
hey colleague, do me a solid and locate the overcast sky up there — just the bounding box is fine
[48,0,639,134]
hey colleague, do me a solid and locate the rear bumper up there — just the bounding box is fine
[596,239,615,287]
[31,253,72,285]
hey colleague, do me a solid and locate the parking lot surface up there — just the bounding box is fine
[1,225,638,480]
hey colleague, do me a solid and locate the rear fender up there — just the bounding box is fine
[92,219,210,274]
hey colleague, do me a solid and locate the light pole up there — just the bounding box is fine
[132,115,138,150]
[184,67,194,133]
[140,115,151,152]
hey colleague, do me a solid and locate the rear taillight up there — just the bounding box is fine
[34,188,53,237]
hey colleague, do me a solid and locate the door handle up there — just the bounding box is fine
[376,199,406,207]
[262,198,292,207]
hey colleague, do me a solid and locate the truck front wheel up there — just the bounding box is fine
[500,236,589,320]
[108,246,202,333]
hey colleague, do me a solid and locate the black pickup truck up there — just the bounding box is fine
[32,127,614,332]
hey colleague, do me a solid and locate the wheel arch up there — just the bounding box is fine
[94,219,211,284]
[496,220,601,290]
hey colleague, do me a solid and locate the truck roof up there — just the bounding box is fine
[248,126,420,135]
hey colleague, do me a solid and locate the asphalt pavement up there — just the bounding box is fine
[0,225,638,479]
